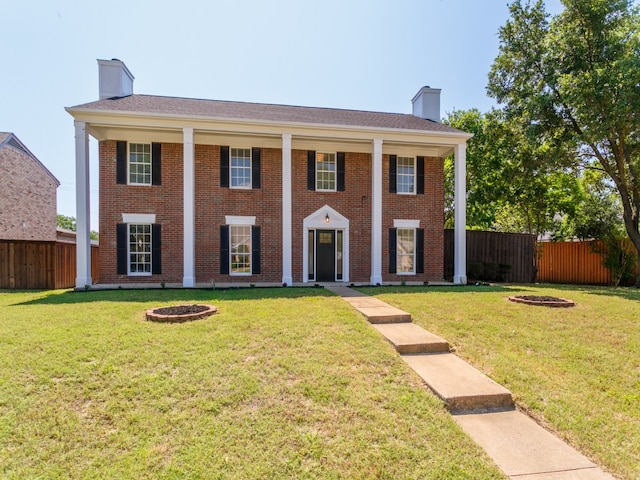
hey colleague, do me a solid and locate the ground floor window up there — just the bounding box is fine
[116,220,161,276]
[220,217,261,276]
[230,225,252,275]
[396,228,415,274]
[389,224,424,275]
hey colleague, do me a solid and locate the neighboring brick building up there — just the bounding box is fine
[0,133,59,241]
[66,59,470,288]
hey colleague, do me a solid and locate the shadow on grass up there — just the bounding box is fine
[356,284,532,296]
[533,283,640,301]
[9,286,334,306]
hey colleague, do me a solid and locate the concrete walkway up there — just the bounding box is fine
[326,286,614,480]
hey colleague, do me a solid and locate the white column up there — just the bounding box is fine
[183,127,196,287]
[74,121,92,289]
[282,133,293,285]
[370,138,383,285]
[454,142,467,285]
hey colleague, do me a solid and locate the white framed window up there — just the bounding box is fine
[231,147,251,189]
[397,228,415,274]
[316,152,336,191]
[129,224,152,275]
[397,156,416,194]
[230,225,252,275]
[129,143,152,185]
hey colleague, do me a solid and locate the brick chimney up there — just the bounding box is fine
[98,59,134,100]
[411,86,441,123]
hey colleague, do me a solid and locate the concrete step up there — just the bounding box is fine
[372,323,450,354]
[402,353,514,412]
[454,410,615,479]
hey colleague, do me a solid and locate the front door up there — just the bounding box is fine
[316,230,336,282]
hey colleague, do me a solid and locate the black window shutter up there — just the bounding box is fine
[416,228,424,274]
[251,226,261,275]
[116,141,127,184]
[220,225,230,274]
[252,148,261,189]
[337,152,346,192]
[307,151,316,190]
[220,146,230,188]
[152,224,162,274]
[152,143,162,186]
[116,223,127,274]
[416,156,425,195]
[389,155,397,193]
[389,228,397,274]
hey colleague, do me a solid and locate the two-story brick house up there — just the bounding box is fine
[67,59,469,288]
[0,132,60,241]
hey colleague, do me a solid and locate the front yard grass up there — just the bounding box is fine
[359,284,640,480]
[0,288,505,479]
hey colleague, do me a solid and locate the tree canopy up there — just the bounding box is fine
[487,0,640,285]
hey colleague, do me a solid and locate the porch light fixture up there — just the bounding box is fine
[324,213,330,224]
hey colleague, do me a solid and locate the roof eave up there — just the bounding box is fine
[65,107,473,144]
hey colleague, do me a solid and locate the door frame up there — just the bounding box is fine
[303,205,349,283]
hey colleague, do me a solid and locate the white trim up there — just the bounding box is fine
[303,205,349,283]
[225,215,256,226]
[122,213,156,224]
[183,127,196,287]
[393,219,420,229]
[454,143,467,285]
[282,133,293,285]
[370,138,383,285]
[74,120,92,288]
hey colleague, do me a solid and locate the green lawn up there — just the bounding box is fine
[0,288,505,479]
[359,284,640,480]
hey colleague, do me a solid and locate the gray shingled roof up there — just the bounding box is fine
[68,94,465,135]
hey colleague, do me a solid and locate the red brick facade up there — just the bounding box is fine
[0,136,58,241]
[98,140,445,285]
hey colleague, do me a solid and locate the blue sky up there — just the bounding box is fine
[1,0,564,230]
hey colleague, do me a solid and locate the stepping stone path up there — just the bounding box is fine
[326,286,615,480]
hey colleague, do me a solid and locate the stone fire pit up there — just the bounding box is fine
[146,304,218,323]
[508,295,575,308]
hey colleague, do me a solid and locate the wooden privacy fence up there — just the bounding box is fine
[0,240,99,289]
[537,240,637,285]
[444,230,536,283]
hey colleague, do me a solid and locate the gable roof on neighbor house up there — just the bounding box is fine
[0,132,60,186]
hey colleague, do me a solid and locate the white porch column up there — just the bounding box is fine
[370,138,383,285]
[183,127,196,287]
[74,120,92,289]
[282,133,293,285]
[454,142,467,285]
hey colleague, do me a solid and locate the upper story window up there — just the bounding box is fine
[389,155,424,195]
[316,152,336,191]
[116,141,161,186]
[397,156,416,194]
[307,151,345,192]
[129,143,151,185]
[220,146,261,189]
[231,148,252,189]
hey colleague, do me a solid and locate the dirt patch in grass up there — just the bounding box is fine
[146,304,218,322]
[508,295,575,307]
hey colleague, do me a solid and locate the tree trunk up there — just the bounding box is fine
[622,219,640,287]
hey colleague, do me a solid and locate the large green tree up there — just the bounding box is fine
[488,0,640,285]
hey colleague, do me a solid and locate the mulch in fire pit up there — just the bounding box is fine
[146,304,218,323]
[508,295,575,308]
